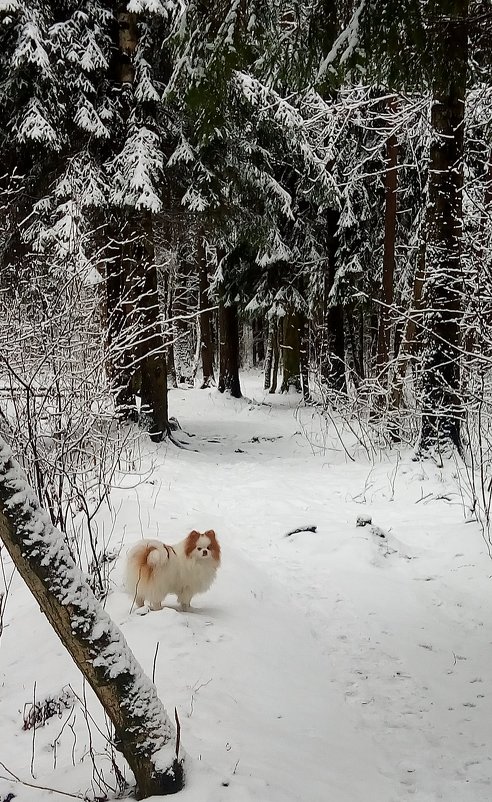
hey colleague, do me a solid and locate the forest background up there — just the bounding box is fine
[0,0,492,799]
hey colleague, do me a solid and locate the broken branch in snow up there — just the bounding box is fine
[174,707,181,762]
[284,525,317,537]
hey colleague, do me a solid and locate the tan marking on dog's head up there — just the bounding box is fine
[204,529,221,563]
[184,530,201,558]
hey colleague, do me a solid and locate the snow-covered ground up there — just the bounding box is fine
[1,373,492,801]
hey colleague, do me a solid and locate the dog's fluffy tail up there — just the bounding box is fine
[146,544,169,568]
[125,540,174,607]
[126,540,172,586]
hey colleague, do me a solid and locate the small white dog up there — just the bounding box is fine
[125,530,221,611]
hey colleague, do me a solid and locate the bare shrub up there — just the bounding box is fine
[22,686,76,731]
[0,255,139,598]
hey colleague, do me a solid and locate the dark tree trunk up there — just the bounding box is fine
[280,310,302,393]
[323,210,346,392]
[218,302,241,397]
[345,305,364,384]
[136,212,169,441]
[162,259,178,388]
[326,304,345,391]
[264,318,276,389]
[391,242,426,409]
[105,214,168,440]
[103,11,168,439]
[252,317,265,365]
[299,314,311,402]
[418,1,468,455]
[105,226,137,416]
[269,321,281,394]
[173,252,194,385]
[197,229,215,388]
[0,441,184,799]
[377,98,398,379]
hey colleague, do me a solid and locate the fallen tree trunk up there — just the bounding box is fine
[0,438,185,799]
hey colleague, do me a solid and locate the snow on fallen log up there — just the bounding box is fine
[0,438,185,799]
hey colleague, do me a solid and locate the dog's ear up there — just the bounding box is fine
[184,530,200,557]
[206,530,221,561]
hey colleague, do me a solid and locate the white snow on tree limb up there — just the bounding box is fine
[108,126,164,212]
[16,98,60,148]
[0,438,182,768]
[317,0,365,79]
[127,0,173,15]
[13,20,51,72]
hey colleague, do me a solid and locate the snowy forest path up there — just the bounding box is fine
[110,374,492,801]
[2,374,491,802]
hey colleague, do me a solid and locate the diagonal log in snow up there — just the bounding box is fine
[0,438,185,799]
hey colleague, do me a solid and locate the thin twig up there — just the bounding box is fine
[152,642,160,684]
[30,681,36,778]
[174,708,181,762]
[0,761,86,799]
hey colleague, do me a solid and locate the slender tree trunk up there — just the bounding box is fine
[105,225,138,417]
[197,228,215,388]
[241,321,254,368]
[391,242,426,409]
[173,252,194,385]
[218,302,241,397]
[326,303,345,391]
[264,318,276,389]
[299,314,310,402]
[280,310,302,393]
[0,440,184,799]
[377,97,398,379]
[269,321,281,393]
[117,9,138,85]
[345,305,364,385]
[252,317,265,365]
[418,1,468,455]
[162,259,178,388]
[324,211,346,392]
[136,212,169,441]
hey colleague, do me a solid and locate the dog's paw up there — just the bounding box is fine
[135,604,150,616]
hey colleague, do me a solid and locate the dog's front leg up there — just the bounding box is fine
[178,595,192,612]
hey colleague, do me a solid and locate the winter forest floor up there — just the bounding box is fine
[1,373,492,802]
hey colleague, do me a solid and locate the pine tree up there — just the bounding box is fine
[0,1,173,439]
